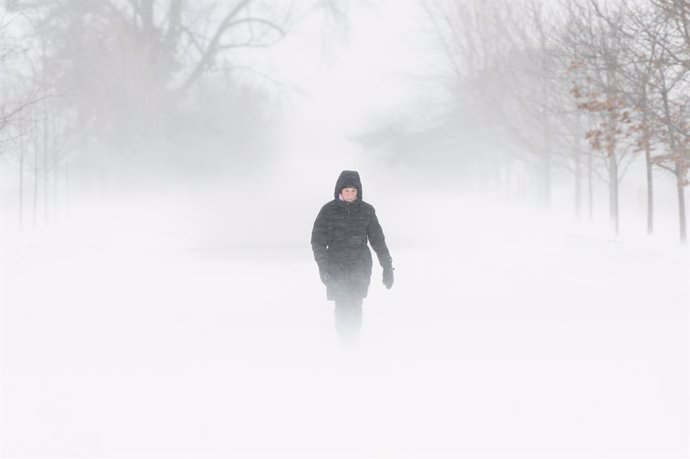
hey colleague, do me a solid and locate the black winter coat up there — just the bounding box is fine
[311,171,393,301]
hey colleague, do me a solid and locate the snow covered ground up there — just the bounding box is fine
[1,193,688,457]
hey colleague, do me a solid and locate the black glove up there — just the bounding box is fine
[319,269,330,285]
[382,266,394,289]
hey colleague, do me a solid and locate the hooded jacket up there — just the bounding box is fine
[311,170,393,301]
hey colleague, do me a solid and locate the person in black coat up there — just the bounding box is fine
[311,170,394,342]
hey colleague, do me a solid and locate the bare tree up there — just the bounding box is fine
[423,0,597,215]
[5,0,295,165]
[0,5,26,136]
[561,0,648,237]
[648,0,690,243]
[580,0,689,242]
[1,2,46,232]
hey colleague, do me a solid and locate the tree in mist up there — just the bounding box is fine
[0,6,17,135]
[0,0,355,233]
[629,0,690,242]
[0,5,36,143]
[420,0,530,194]
[644,0,690,243]
[562,0,636,237]
[422,0,593,211]
[0,3,48,232]
[608,0,663,235]
[495,0,583,212]
[8,1,292,165]
[567,0,689,242]
[421,0,687,242]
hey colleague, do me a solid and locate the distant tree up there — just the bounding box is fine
[646,0,690,243]
[577,0,689,242]
[0,3,45,231]
[423,0,594,213]
[6,0,295,166]
[561,0,644,237]
[0,4,34,141]
[421,0,537,195]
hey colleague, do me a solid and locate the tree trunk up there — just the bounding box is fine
[543,151,551,211]
[644,142,654,235]
[605,77,619,236]
[641,89,654,234]
[32,120,39,229]
[609,153,619,236]
[65,162,70,220]
[19,132,25,233]
[539,110,552,211]
[537,10,551,213]
[675,166,687,244]
[660,87,686,243]
[52,117,59,223]
[540,97,551,212]
[574,138,582,220]
[605,104,619,236]
[588,147,593,222]
[43,111,49,225]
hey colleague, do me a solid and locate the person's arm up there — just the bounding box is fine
[368,208,392,268]
[311,205,331,280]
[368,208,394,289]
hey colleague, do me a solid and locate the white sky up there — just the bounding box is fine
[237,0,446,192]
[268,0,432,134]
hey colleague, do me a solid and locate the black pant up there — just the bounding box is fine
[334,298,363,343]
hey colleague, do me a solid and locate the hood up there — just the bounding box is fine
[334,170,362,200]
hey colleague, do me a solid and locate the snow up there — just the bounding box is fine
[1,0,687,456]
[2,192,687,457]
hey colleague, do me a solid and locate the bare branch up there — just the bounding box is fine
[178,0,255,94]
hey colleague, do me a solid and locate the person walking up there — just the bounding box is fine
[311,170,394,343]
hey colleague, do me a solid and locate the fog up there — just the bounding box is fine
[1,0,688,457]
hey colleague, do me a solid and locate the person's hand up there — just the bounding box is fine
[320,270,330,285]
[383,266,394,289]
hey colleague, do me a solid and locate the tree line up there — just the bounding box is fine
[1,0,688,243]
[0,0,343,231]
[421,0,688,242]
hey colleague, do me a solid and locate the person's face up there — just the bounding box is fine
[341,187,358,202]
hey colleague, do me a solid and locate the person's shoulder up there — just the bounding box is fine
[359,200,375,212]
[320,200,338,211]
